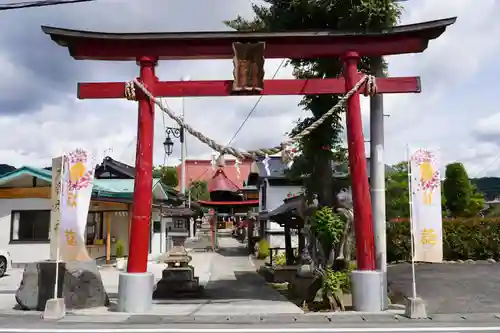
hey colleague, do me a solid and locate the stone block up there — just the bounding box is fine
[16,260,109,311]
[161,266,195,281]
[289,275,316,300]
[153,267,202,299]
[404,297,427,319]
[272,266,299,283]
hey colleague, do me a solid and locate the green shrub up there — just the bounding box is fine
[274,251,286,265]
[311,206,344,245]
[387,218,500,262]
[347,261,357,271]
[322,264,353,294]
[257,239,270,259]
[115,240,125,258]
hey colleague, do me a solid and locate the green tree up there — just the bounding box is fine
[153,166,178,188]
[225,0,402,207]
[443,163,472,216]
[471,177,500,201]
[189,180,210,201]
[466,184,486,217]
[385,161,409,220]
[386,161,451,219]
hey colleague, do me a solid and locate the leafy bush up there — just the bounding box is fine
[273,248,300,266]
[322,267,352,294]
[311,207,345,245]
[257,239,270,259]
[274,252,286,265]
[115,240,125,258]
[387,218,500,262]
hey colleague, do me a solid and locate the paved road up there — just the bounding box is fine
[388,262,500,314]
[3,310,500,332]
[0,231,300,316]
[199,236,302,315]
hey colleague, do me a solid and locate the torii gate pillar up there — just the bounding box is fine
[343,51,374,272]
[117,56,158,312]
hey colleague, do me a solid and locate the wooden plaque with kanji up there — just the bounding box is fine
[232,42,265,92]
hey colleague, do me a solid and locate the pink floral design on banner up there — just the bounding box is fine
[65,148,94,191]
[411,149,440,204]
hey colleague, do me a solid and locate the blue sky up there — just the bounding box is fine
[0,0,498,177]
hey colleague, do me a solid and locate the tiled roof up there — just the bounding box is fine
[176,159,253,189]
[208,169,239,192]
[92,178,163,194]
[92,178,166,199]
[96,156,135,178]
[0,166,167,199]
[0,166,52,185]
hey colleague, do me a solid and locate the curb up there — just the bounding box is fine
[3,311,500,325]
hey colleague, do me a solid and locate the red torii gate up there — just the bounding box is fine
[42,17,455,312]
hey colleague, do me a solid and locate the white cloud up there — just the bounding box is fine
[363,0,500,176]
[0,0,499,179]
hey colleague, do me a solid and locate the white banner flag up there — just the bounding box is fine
[49,156,63,260]
[59,149,96,262]
[410,148,443,263]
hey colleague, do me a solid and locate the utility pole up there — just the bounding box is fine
[370,57,388,310]
[180,76,189,197]
[371,1,408,308]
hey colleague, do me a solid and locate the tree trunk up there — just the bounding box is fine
[317,159,334,207]
[337,208,354,260]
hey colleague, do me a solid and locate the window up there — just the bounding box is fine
[174,219,185,230]
[86,212,103,245]
[152,221,161,233]
[10,210,51,243]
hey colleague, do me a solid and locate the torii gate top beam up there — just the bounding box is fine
[41,17,456,61]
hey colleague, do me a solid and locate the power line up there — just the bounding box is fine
[226,59,286,146]
[0,0,93,11]
[474,154,500,178]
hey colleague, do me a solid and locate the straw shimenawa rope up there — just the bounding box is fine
[124,75,377,161]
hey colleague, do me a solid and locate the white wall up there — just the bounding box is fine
[264,184,302,231]
[150,210,163,258]
[261,184,302,249]
[0,197,133,264]
[109,211,130,257]
[87,212,130,259]
[269,234,299,252]
[265,184,302,212]
[0,198,51,263]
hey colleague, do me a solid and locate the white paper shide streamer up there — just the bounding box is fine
[59,148,96,262]
[409,148,443,263]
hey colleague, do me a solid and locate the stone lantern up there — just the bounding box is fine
[153,207,201,298]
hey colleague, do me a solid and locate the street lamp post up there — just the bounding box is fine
[163,127,184,157]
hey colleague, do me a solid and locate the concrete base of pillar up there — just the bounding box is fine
[351,270,384,312]
[117,272,154,313]
[405,297,427,319]
[380,271,388,310]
